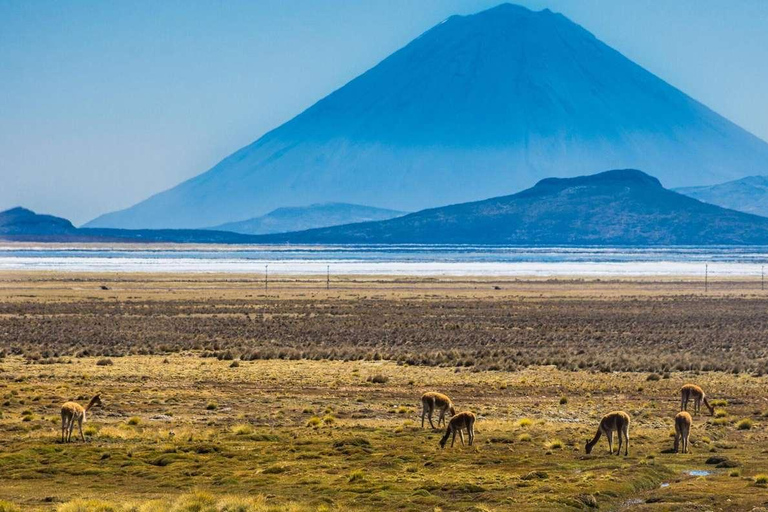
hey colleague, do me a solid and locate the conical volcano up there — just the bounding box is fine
[87,3,768,229]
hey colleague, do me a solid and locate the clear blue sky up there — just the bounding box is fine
[1,0,767,224]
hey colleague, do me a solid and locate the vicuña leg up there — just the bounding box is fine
[622,426,629,456]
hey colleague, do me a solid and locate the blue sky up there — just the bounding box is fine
[1,0,767,224]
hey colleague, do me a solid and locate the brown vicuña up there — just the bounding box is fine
[421,391,456,429]
[439,411,476,449]
[585,411,630,456]
[61,394,102,443]
[680,384,714,416]
[674,411,693,454]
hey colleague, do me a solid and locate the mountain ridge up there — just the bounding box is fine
[675,176,768,218]
[210,203,405,235]
[253,169,768,245]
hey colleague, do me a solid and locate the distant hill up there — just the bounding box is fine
[86,3,768,230]
[255,170,768,245]
[675,176,768,217]
[0,207,77,237]
[0,207,259,243]
[211,203,405,235]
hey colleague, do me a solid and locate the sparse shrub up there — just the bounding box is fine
[306,416,322,428]
[646,373,661,381]
[714,409,728,418]
[559,396,568,405]
[737,418,753,430]
[83,425,98,436]
[206,402,218,411]
[755,474,768,485]
[229,360,240,368]
[96,358,113,366]
[518,433,532,442]
[322,414,336,425]
[127,416,141,426]
[710,399,728,407]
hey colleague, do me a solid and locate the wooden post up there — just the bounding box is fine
[265,264,268,291]
[326,265,330,290]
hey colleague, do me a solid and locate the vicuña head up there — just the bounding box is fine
[439,411,476,449]
[60,393,102,443]
[680,384,714,416]
[585,411,630,456]
[421,391,456,429]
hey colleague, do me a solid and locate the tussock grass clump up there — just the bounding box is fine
[262,465,288,474]
[755,474,768,486]
[52,492,306,512]
[0,501,22,512]
[517,418,533,428]
[127,416,141,426]
[714,409,728,418]
[368,374,389,384]
[545,439,564,450]
[305,416,322,428]
[736,418,753,430]
[96,358,113,366]
[231,423,254,436]
[518,433,532,442]
[710,399,728,407]
[334,437,371,449]
[348,469,366,483]
[206,402,218,411]
[559,396,568,405]
[57,499,121,511]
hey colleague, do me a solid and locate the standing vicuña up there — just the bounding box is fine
[585,411,630,456]
[680,384,714,416]
[61,394,102,443]
[421,391,456,429]
[439,411,475,448]
[674,411,692,454]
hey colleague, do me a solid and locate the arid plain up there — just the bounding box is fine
[1,272,768,511]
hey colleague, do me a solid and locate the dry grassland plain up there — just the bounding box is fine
[0,272,767,511]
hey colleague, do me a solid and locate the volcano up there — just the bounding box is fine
[87,3,768,229]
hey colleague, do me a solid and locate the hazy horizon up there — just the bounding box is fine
[2,0,768,225]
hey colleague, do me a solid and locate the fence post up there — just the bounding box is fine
[705,264,708,293]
